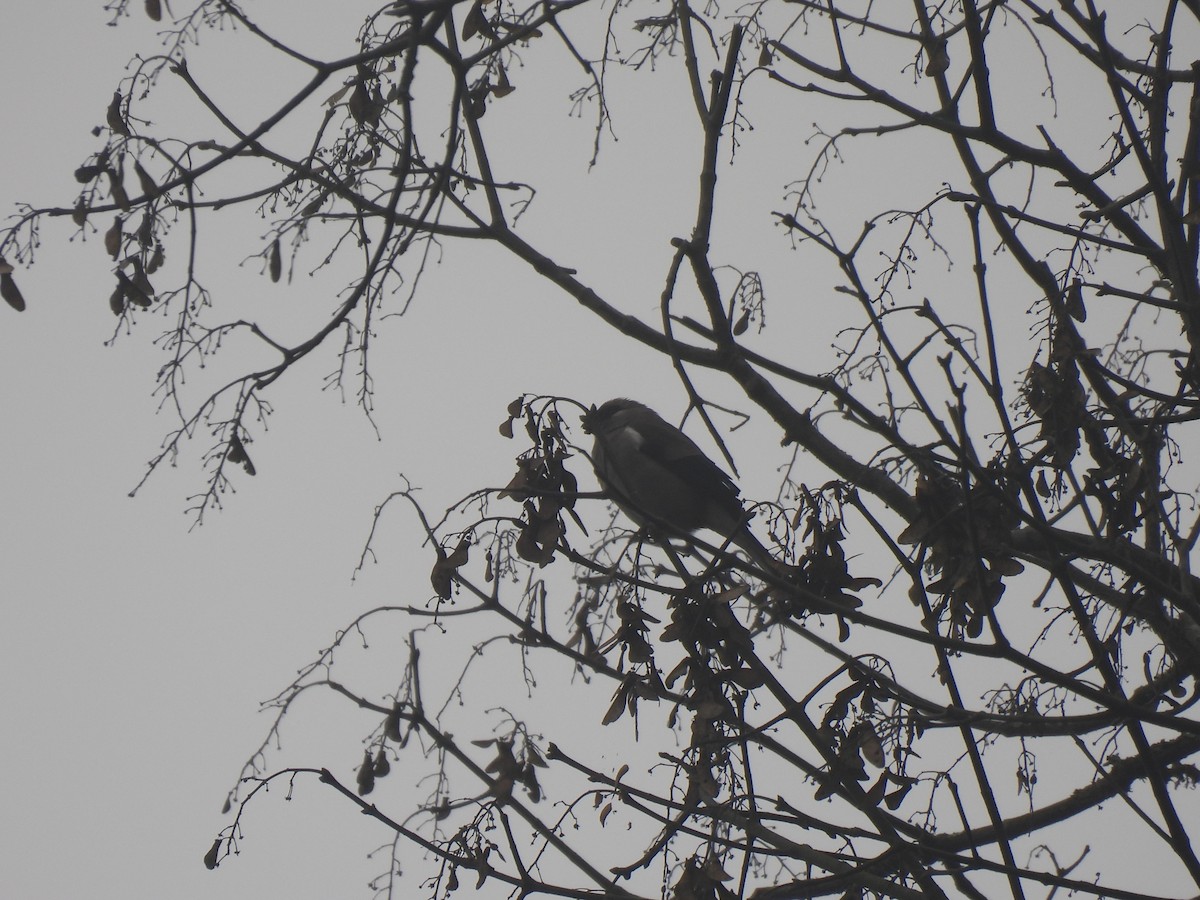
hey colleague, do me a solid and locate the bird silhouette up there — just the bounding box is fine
[582,398,775,567]
[582,398,862,615]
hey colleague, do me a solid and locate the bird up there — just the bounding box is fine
[582,398,862,616]
[580,398,777,570]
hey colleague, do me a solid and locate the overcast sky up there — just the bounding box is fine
[0,4,696,898]
[4,3,1198,899]
[1,6,401,897]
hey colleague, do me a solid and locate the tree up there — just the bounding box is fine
[6,0,1200,897]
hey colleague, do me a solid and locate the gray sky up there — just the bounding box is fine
[4,3,1199,899]
[0,4,675,898]
[1,9,391,897]
[2,5,494,898]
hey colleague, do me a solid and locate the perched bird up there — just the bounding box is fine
[581,398,776,569]
[582,398,862,615]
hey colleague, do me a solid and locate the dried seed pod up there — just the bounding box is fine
[106,92,130,137]
[1,271,26,312]
[268,237,282,283]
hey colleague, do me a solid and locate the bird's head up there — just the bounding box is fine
[581,398,645,435]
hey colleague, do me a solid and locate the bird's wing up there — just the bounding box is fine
[628,415,743,508]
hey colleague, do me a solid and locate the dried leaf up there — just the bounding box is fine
[664,657,689,687]
[1035,469,1051,498]
[129,260,155,302]
[466,86,488,121]
[145,0,162,21]
[845,576,882,591]
[732,308,750,335]
[301,193,327,217]
[1,272,26,312]
[137,212,154,247]
[884,782,912,810]
[534,515,563,548]
[446,538,469,569]
[1065,278,1086,322]
[559,467,578,508]
[526,743,548,768]
[227,432,256,475]
[74,165,103,184]
[859,724,885,767]
[146,243,165,274]
[107,169,131,212]
[866,773,888,805]
[348,81,380,127]
[109,281,127,316]
[520,764,542,801]
[384,703,403,742]
[491,63,515,98]
[702,856,733,882]
[203,838,222,870]
[474,849,492,889]
[462,0,494,40]
[356,749,376,796]
[268,237,282,283]
[431,561,453,600]
[373,748,391,777]
[429,539,468,599]
[105,217,123,260]
[813,775,836,801]
[602,684,628,725]
[515,524,555,564]
[106,92,130,137]
[990,557,1025,576]
[348,145,377,168]
[896,517,928,545]
[725,667,765,689]
[134,160,159,199]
